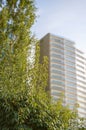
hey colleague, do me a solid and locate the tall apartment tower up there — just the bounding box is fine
[40,33,86,118]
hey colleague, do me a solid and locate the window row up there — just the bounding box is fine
[51,80,65,85]
[51,58,64,64]
[50,47,64,54]
[51,69,64,75]
[65,45,75,52]
[66,82,76,87]
[65,56,75,62]
[66,93,76,98]
[51,74,64,80]
[51,86,64,91]
[66,88,76,93]
[51,53,64,59]
[51,43,64,49]
[65,51,75,57]
[66,72,76,77]
[51,91,61,96]
[64,40,74,47]
[76,64,84,70]
[66,77,76,82]
[65,60,75,67]
[51,63,64,69]
[67,99,76,104]
[66,66,76,71]
[76,54,85,60]
[52,38,64,45]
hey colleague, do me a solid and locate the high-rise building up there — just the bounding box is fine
[40,33,86,118]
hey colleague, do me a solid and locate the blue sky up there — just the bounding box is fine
[32,0,86,53]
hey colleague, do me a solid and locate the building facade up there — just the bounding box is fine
[40,33,86,118]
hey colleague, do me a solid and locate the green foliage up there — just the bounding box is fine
[0,87,77,130]
[0,0,36,92]
[0,0,36,129]
[0,0,79,130]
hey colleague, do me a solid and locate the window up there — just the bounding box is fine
[65,56,75,62]
[65,51,75,56]
[51,80,64,85]
[77,79,86,84]
[76,59,84,64]
[54,39,63,45]
[51,47,64,54]
[51,74,64,80]
[66,82,76,87]
[64,40,74,47]
[66,72,76,77]
[66,66,75,71]
[51,63,64,69]
[67,88,76,93]
[77,69,85,74]
[66,93,76,98]
[77,74,85,80]
[65,61,75,67]
[66,77,76,82]
[51,69,64,75]
[51,59,64,64]
[76,49,84,55]
[51,86,64,91]
[51,43,64,49]
[76,64,84,69]
[76,54,85,60]
[51,91,61,96]
[51,53,64,59]
[67,100,76,104]
[65,45,75,52]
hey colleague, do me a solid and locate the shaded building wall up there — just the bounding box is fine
[40,33,51,92]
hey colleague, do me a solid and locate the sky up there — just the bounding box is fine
[32,0,86,53]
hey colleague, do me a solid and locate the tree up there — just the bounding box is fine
[0,0,78,130]
[0,0,36,129]
[0,0,35,93]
